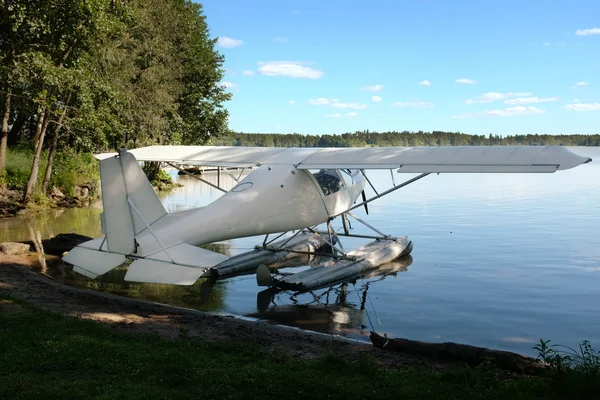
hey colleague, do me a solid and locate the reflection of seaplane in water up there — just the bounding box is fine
[63,145,591,289]
[249,256,414,335]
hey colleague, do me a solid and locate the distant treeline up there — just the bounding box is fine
[211,131,600,148]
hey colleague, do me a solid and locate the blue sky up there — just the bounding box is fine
[200,0,599,136]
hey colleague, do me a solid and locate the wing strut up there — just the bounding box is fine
[127,197,174,262]
[360,169,379,195]
[166,162,227,193]
[333,172,431,219]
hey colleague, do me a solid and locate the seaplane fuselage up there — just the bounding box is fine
[134,165,366,254]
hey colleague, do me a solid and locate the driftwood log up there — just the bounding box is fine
[370,332,544,374]
[19,233,92,256]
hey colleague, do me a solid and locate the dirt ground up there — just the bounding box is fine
[0,254,454,370]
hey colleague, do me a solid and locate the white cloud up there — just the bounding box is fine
[504,96,559,105]
[330,102,368,109]
[572,98,581,102]
[288,100,295,105]
[573,81,588,88]
[454,106,546,118]
[371,96,382,102]
[360,84,384,92]
[308,98,330,105]
[576,28,600,36]
[221,81,238,88]
[564,102,600,111]
[418,80,432,86]
[391,101,434,108]
[308,98,368,109]
[218,36,243,48]
[274,37,288,43]
[257,61,323,79]
[242,70,255,76]
[542,42,551,46]
[484,106,545,117]
[465,92,532,104]
[453,112,476,119]
[325,112,357,118]
[456,78,477,84]
[453,112,475,119]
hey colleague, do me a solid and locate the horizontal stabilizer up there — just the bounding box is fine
[124,243,228,285]
[62,239,126,278]
[125,259,208,285]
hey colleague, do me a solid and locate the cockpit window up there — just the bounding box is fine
[311,169,342,196]
[339,169,354,188]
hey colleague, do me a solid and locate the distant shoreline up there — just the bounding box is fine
[211,131,600,148]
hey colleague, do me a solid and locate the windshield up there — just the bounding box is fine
[310,169,342,196]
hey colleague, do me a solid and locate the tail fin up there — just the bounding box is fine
[63,148,229,285]
[100,148,167,254]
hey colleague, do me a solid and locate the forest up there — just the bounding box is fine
[0,0,230,203]
[213,131,600,148]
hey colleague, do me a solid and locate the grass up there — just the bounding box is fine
[3,147,42,192]
[3,147,99,197]
[1,292,599,399]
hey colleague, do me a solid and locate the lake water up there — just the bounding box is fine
[1,147,598,356]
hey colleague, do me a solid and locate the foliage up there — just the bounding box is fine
[5,147,97,196]
[0,0,231,204]
[3,293,600,400]
[153,169,172,185]
[5,147,46,191]
[534,339,600,397]
[535,339,600,374]
[50,150,99,197]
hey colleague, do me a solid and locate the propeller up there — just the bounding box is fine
[361,190,369,215]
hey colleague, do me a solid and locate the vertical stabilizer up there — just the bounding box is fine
[99,148,167,254]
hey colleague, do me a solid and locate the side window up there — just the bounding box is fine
[310,169,342,196]
[339,169,353,188]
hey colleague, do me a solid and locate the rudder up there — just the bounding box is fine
[100,148,167,254]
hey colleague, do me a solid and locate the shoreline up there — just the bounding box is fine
[0,253,543,371]
[0,254,450,369]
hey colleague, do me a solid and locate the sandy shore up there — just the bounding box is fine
[0,254,455,369]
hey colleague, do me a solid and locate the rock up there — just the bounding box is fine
[0,242,31,255]
[370,332,544,374]
[80,187,89,197]
[18,233,93,256]
[51,186,65,199]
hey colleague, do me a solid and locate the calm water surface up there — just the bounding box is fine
[1,147,598,356]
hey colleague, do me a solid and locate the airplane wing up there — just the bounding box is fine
[97,145,591,173]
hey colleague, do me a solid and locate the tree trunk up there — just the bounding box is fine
[23,109,50,203]
[41,130,60,195]
[0,91,11,193]
[8,112,27,146]
[142,161,161,183]
[42,93,71,194]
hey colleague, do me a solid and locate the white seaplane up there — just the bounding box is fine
[63,145,591,288]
